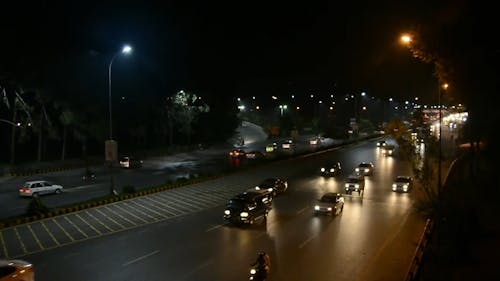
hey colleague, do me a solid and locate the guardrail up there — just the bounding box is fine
[405,218,434,281]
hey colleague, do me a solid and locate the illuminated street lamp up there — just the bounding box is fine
[438,83,449,195]
[108,44,132,141]
[400,31,450,197]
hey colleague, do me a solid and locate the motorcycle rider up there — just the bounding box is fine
[252,251,270,279]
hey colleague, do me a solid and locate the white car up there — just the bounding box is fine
[392,176,414,192]
[19,180,63,197]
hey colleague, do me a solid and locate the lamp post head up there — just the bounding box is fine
[400,34,412,45]
[122,45,132,54]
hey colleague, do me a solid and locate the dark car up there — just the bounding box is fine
[382,145,396,156]
[355,162,374,176]
[320,161,342,176]
[255,178,288,196]
[223,190,273,226]
[314,192,345,215]
[119,156,143,168]
[376,140,387,147]
[229,149,246,158]
[245,150,265,160]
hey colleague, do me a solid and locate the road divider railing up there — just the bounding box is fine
[405,219,434,281]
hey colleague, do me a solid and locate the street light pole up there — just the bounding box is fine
[108,45,132,141]
[106,45,132,196]
[438,83,448,197]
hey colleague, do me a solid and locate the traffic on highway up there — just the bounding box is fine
[0,138,425,281]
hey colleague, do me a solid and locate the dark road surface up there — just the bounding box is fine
[1,139,426,281]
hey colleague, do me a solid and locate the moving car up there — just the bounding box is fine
[119,156,143,168]
[255,177,288,195]
[245,150,265,159]
[355,162,374,176]
[0,259,34,281]
[382,145,395,156]
[19,180,63,197]
[228,149,246,158]
[281,140,294,149]
[314,192,344,215]
[223,189,273,226]
[376,140,387,147]
[265,143,278,152]
[392,176,414,192]
[320,161,342,176]
[345,174,365,195]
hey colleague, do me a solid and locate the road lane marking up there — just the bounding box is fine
[64,216,88,239]
[114,204,149,224]
[104,206,137,226]
[0,231,8,258]
[41,221,60,246]
[75,213,102,235]
[85,210,113,232]
[27,224,44,250]
[298,235,316,249]
[296,206,308,214]
[52,218,75,242]
[205,224,223,232]
[128,200,164,220]
[142,196,179,216]
[65,183,105,192]
[95,208,126,229]
[179,259,212,280]
[13,227,27,255]
[122,250,160,267]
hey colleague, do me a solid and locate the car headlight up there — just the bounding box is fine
[314,205,320,210]
[364,168,369,173]
[224,210,230,215]
[355,168,360,172]
[330,168,335,173]
[392,184,397,188]
[321,168,325,172]
[268,188,273,192]
[327,207,332,211]
[250,269,256,275]
[255,186,261,190]
[240,212,249,217]
[345,184,349,187]
[392,187,397,191]
[355,184,359,188]
[403,186,408,191]
[403,184,408,188]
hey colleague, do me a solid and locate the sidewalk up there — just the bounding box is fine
[417,145,500,280]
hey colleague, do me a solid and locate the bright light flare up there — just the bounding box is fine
[122,45,132,54]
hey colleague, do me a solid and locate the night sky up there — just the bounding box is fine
[0,1,494,104]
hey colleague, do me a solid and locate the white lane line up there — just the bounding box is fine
[296,206,308,215]
[122,250,160,267]
[179,259,212,280]
[65,183,105,192]
[205,224,223,232]
[298,235,316,249]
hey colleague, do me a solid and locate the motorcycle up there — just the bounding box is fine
[248,265,267,281]
[248,260,269,281]
[82,169,96,181]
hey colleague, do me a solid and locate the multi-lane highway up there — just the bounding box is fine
[0,135,336,220]
[1,139,426,281]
